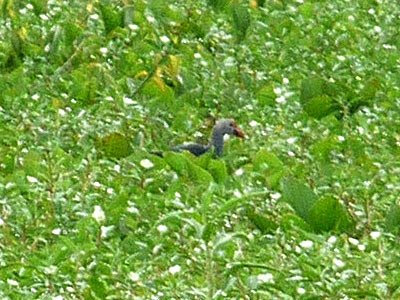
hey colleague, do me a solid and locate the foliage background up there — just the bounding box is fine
[1,0,400,298]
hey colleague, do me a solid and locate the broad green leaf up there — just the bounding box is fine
[256,84,276,107]
[281,177,317,221]
[280,213,313,232]
[97,132,133,159]
[308,196,353,232]
[164,152,189,175]
[232,3,251,42]
[253,149,285,188]
[247,210,278,234]
[385,204,400,233]
[99,3,123,34]
[303,95,337,119]
[207,159,228,183]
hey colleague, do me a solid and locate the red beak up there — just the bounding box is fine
[233,125,245,138]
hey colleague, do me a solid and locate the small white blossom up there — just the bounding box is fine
[358,244,366,251]
[287,151,295,157]
[233,190,242,198]
[249,120,258,127]
[333,258,345,268]
[160,35,170,43]
[101,225,114,238]
[52,228,61,235]
[140,159,154,169]
[337,135,345,142]
[337,55,346,61]
[368,8,375,15]
[7,279,19,286]
[327,236,337,244]
[348,237,359,245]
[370,231,381,239]
[52,296,63,300]
[92,205,105,223]
[128,24,139,31]
[26,3,34,10]
[106,187,114,195]
[270,192,281,200]
[299,240,313,249]
[146,15,156,23]
[157,224,168,233]
[175,192,181,199]
[127,206,139,214]
[348,15,355,22]
[273,87,282,95]
[114,164,121,173]
[100,47,108,55]
[234,168,244,176]
[374,26,382,34]
[19,8,27,14]
[297,287,306,295]
[58,108,67,117]
[32,93,40,100]
[93,181,101,188]
[276,96,286,103]
[168,265,181,275]
[90,14,99,20]
[287,137,297,144]
[129,272,140,282]
[40,14,49,21]
[27,176,39,183]
[194,53,202,59]
[257,273,274,283]
[123,96,135,105]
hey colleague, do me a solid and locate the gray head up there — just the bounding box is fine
[211,119,245,156]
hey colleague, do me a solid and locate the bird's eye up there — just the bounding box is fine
[229,122,234,127]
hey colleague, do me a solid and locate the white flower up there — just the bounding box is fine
[194,53,202,59]
[257,273,274,283]
[249,120,258,127]
[52,296,63,300]
[90,14,99,20]
[348,15,355,22]
[287,137,297,144]
[273,87,282,95]
[106,187,114,195]
[276,96,286,103]
[26,3,34,10]
[297,287,306,295]
[32,93,40,101]
[337,135,345,142]
[327,236,337,244]
[27,176,39,183]
[92,205,105,223]
[129,272,140,282]
[348,237,359,245]
[44,265,58,275]
[283,77,289,84]
[370,231,381,239]
[368,8,375,15]
[374,26,382,34]
[58,108,67,117]
[146,15,156,23]
[100,47,108,54]
[7,279,19,286]
[234,168,244,176]
[114,164,121,173]
[157,224,168,233]
[101,225,114,238]
[40,14,49,21]
[358,244,366,251]
[175,192,181,199]
[299,240,313,249]
[93,181,101,188]
[270,192,281,200]
[337,55,346,62]
[140,159,154,169]
[128,24,139,31]
[123,96,135,105]
[168,265,181,275]
[233,190,242,198]
[52,228,61,235]
[160,35,170,43]
[333,258,345,268]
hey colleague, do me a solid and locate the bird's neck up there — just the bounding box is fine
[210,129,224,157]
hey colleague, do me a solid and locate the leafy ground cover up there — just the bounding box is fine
[1,0,400,298]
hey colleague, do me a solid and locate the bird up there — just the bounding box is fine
[170,119,245,157]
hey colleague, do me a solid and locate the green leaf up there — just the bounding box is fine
[280,213,312,232]
[303,95,337,119]
[207,0,230,11]
[232,3,251,42]
[188,163,214,185]
[97,132,133,159]
[164,152,189,176]
[207,159,228,183]
[99,2,123,34]
[385,204,400,233]
[308,196,353,232]
[256,84,276,107]
[253,149,285,188]
[281,177,317,221]
[247,210,278,234]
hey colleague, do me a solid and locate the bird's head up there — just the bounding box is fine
[214,119,245,138]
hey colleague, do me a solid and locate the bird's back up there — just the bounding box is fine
[171,143,210,156]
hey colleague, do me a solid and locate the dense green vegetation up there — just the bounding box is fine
[1,0,400,298]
